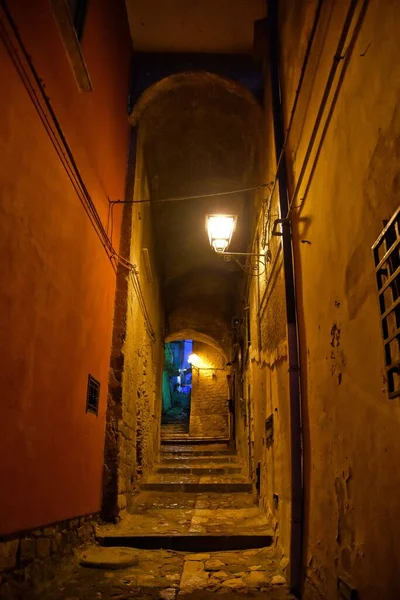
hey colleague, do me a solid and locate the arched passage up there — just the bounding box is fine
[163,330,231,439]
[103,68,263,517]
[165,328,228,361]
[133,71,264,347]
[130,71,263,442]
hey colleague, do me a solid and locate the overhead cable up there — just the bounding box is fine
[110,183,272,206]
[0,2,156,341]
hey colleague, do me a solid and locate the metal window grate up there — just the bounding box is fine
[372,207,400,399]
[86,374,100,415]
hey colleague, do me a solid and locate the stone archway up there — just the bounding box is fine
[130,71,263,127]
[132,71,264,349]
[165,329,231,440]
[165,328,229,362]
[103,68,263,517]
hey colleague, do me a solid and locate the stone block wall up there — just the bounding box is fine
[0,514,97,599]
[103,128,163,519]
[189,342,229,439]
[234,42,292,575]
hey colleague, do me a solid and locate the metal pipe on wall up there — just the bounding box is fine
[286,0,359,218]
[266,0,361,594]
[266,0,302,593]
[261,0,324,248]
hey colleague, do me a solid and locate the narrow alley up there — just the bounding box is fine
[1,0,400,599]
[33,438,292,599]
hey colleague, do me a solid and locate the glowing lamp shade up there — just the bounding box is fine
[188,353,200,367]
[206,215,237,253]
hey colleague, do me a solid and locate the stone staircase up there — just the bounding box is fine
[142,441,252,493]
[161,423,189,438]
[96,440,273,551]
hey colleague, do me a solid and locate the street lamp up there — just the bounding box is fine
[206,215,237,253]
[206,214,266,271]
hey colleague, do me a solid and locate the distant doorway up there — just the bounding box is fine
[161,340,192,434]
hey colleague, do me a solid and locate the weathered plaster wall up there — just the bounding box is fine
[116,128,164,514]
[236,63,292,569]
[278,1,400,598]
[0,0,131,534]
[189,342,229,439]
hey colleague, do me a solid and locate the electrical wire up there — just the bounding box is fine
[287,0,369,216]
[285,0,360,218]
[260,0,325,249]
[0,2,156,340]
[1,0,325,335]
[0,4,113,257]
[110,183,272,206]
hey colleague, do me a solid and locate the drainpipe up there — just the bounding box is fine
[267,0,303,594]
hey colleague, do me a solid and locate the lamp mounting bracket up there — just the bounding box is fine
[220,251,266,258]
[272,218,291,237]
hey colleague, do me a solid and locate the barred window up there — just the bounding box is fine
[86,374,100,415]
[372,207,400,399]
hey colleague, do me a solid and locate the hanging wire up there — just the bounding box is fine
[110,183,273,206]
[0,3,157,341]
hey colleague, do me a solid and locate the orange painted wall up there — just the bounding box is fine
[0,0,131,534]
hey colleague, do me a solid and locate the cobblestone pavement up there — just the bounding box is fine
[35,545,295,600]
[97,493,273,537]
[32,445,290,599]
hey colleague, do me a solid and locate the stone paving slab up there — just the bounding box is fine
[141,473,252,494]
[35,546,294,600]
[96,492,273,552]
[97,511,272,538]
[129,492,260,511]
[79,546,139,569]
[129,491,199,510]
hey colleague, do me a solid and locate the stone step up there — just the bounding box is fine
[141,474,252,493]
[96,491,273,552]
[161,446,235,457]
[156,464,243,475]
[161,455,239,464]
[96,533,273,552]
[161,435,190,440]
[161,451,235,459]
[161,441,231,449]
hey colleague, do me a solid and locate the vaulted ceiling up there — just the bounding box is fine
[125,0,265,54]
[126,2,265,348]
